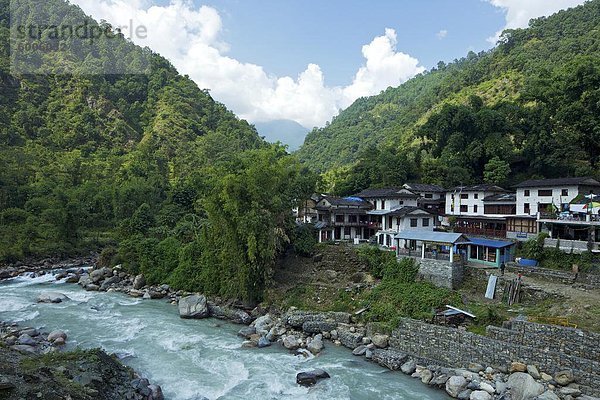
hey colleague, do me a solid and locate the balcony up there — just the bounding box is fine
[454,226,507,238]
[331,220,372,227]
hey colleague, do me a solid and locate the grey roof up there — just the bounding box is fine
[483,193,516,203]
[353,187,419,199]
[388,206,432,216]
[394,230,471,244]
[450,184,508,192]
[403,183,446,193]
[514,177,600,188]
[319,195,372,208]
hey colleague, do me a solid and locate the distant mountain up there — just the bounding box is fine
[254,120,309,152]
[296,0,600,193]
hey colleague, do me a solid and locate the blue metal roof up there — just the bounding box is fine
[467,237,515,248]
[394,230,471,244]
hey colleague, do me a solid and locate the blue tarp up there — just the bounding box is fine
[467,237,515,249]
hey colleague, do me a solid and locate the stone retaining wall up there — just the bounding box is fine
[488,320,600,363]
[402,257,463,289]
[506,264,600,287]
[390,318,600,395]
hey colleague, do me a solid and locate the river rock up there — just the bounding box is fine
[90,267,111,283]
[420,369,433,384]
[458,389,472,400]
[20,328,39,337]
[18,334,37,346]
[296,369,330,386]
[371,333,389,348]
[479,382,494,394]
[307,334,323,354]
[470,390,492,400]
[302,320,337,334]
[85,284,100,291]
[178,295,209,319]
[47,330,67,342]
[446,376,468,398]
[282,335,300,350]
[148,384,164,400]
[526,365,541,379]
[66,274,80,283]
[257,336,271,348]
[133,274,146,290]
[560,387,581,397]
[536,391,560,400]
[510,362,527,373]
[401,359,417,374]
[337,328,362,349]
[507,372,544,400]
[252,315,273,335]
[554,370,574,386]
[237,326,256,339]
[100,276,120,291]
[37,291,69,303]
[10,344,37,354]
[352,345,367,356]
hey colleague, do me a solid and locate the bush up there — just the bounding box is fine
[292,224,317,256]
[356,245,396,278]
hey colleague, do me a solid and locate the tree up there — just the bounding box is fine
[484,157,511,185]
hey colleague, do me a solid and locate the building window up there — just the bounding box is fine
[460,193,469,199]
[335,214,344,223]
[474,193,479,199]
[381,200,385,209]
[399,200,404,205]
[460,205,468,213]
[349,215,357,223]
[410,218,418,227]
[344,227,351,235]
[473,205,478,213]
[524,189,530,196]
[524,203,530,214]
[424,193,433,199]
[507,218,537,234]
[538,189,552,197]
[422,218,430,227]
[561,189,568,196]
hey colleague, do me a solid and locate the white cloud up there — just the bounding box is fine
[69,0,424,128]
[486,0,586,44]
[436,29,448,39]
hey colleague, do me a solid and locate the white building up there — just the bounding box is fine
[354,187,435,247]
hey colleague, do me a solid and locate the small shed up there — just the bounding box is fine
[466,237,516,268]
[394,230,471,263]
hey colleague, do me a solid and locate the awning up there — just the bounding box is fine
[394,230,471,245]
[467,237,515,249]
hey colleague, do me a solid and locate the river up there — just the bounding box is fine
[0,272,448,400]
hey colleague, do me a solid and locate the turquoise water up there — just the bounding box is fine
[0,272,447,400]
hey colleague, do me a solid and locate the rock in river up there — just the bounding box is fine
[296,369,330,387]
[37,292,69,303]
[178,295,209,319]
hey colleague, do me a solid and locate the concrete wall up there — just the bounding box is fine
[390,318,600,395]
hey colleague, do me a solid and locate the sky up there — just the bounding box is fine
[70,0,586,129]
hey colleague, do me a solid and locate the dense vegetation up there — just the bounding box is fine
[297,0,600,194]
[0,0,315,302]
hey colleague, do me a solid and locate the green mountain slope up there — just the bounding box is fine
[0,0,314,302]
[297,0,600,193]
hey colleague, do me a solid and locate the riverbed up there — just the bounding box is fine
[0,272,448,400]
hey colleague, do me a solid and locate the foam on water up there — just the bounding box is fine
[0,276,449,400]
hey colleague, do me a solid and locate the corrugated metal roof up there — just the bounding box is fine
[467,237,515,248]
[394,230,470,244]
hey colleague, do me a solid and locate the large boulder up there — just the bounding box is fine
[535,391,560,400]
[178,295,209,319]
[296,369,330,387]
[307,334,324,355]
[282,335,300,350]
[446,376,468,398]
[90,267,111,284]
[507,372,544,400]
[18,334,37,346]
[133,274,146,290]
[553,370,574,386]
[252,315,273,335]
[371,333,389,348]
[470,391,492,400]
[47,330,67,342]
[37,291,69,303]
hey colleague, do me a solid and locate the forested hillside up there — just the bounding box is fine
[0,0,314,302]
[297,0,600,195]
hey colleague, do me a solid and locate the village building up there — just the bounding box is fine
[513,177,600,252]
[314,195,373,243]
[354,187,436,247]
[445,184,510,239]
[402,183,446,214]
